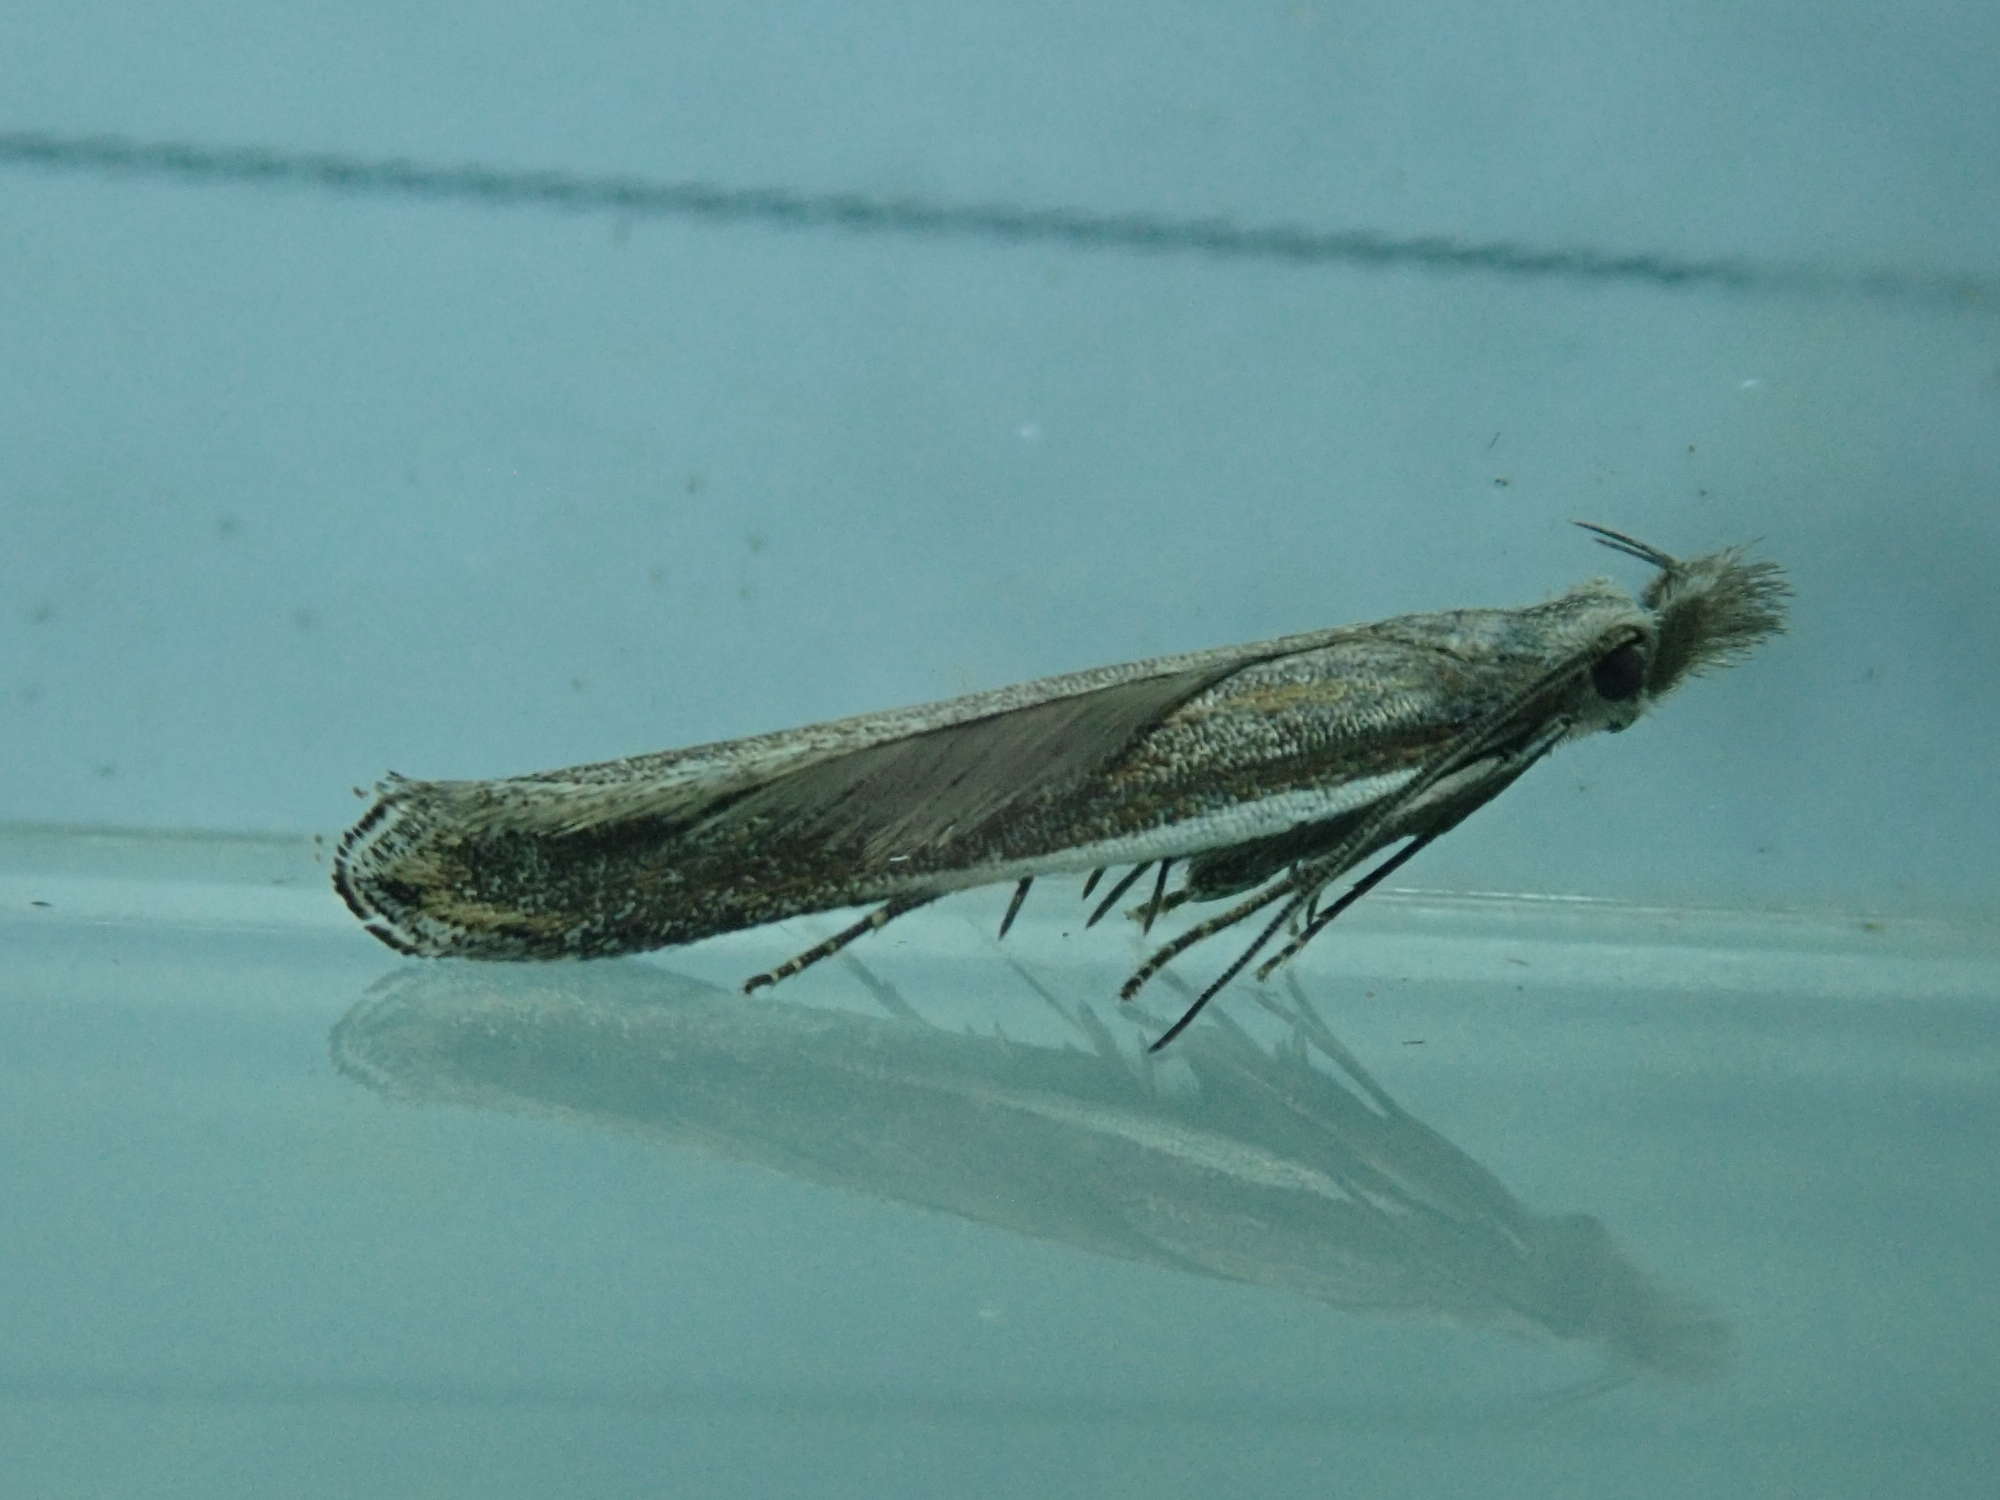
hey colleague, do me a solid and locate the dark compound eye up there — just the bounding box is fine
[1591,641,1648,702]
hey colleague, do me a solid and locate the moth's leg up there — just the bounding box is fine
[743,893,939,992]
[1132,840,1411,1048]
[1154,967,1267,1061]
[1138,860,1175,934]
[1119,877,1299,1003]
[1141,891,1309,1052]
[1251,726,1566,981]
[996,877,1033,940]
[1111,861,1181,931]
[1252,834,1434,980]
[1086,863,1153,928]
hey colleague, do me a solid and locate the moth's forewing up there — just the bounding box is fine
[474,623,1396,840]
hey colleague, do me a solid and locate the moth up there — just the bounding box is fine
[334,524,1788,1048]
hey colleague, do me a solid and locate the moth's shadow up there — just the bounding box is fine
[330,957,1729,1389]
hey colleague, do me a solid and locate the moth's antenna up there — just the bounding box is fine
[1573,521,1677,573]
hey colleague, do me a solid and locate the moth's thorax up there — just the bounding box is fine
[1362,578,1661,741]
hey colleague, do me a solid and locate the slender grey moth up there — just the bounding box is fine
[334,523,1788,1048]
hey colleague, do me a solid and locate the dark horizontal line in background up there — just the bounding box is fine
[2,129,1990,310]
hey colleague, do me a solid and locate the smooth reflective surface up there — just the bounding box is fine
[3,827,1995,1498]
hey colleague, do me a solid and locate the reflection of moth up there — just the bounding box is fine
[334,525,1786,1046]
[331,963,1730,1387]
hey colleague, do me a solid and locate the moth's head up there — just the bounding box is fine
[1581,521,1790,690]
[1564,523,1790,736]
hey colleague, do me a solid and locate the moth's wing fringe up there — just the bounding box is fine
[332,774,471,955]
[331,771,695,956]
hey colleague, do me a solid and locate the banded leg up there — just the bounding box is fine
[743,894,939,992]
[1252,833,1437,979]
[1141,889,1313,1052]
[1119,878,1299,1003]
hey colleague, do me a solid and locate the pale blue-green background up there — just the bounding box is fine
[4,0,1996,917]
[3,4,1997,1497]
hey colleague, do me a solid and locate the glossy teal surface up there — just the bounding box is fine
[4,829,1993,1497]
